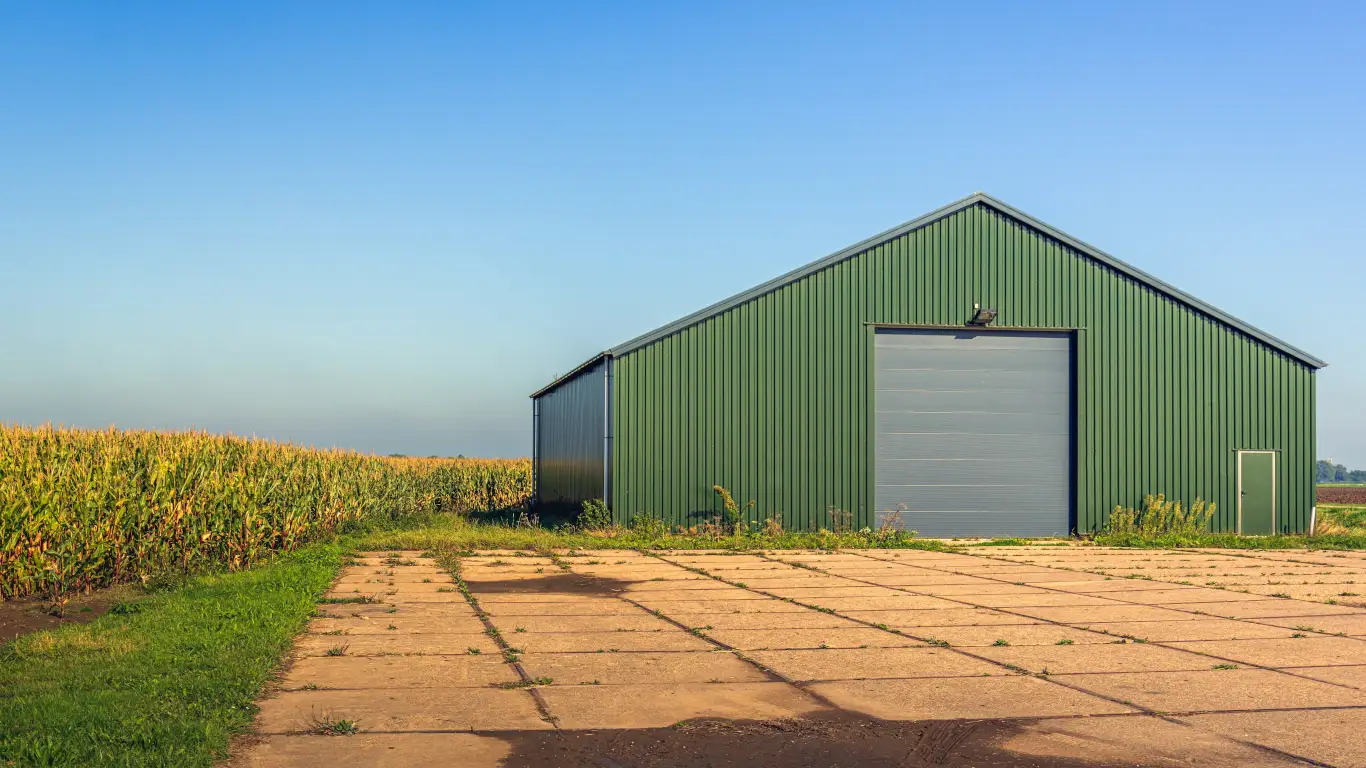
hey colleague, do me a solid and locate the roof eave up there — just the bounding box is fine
[529,352,611,399]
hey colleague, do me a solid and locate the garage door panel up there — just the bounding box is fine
[877,368,1071,395]
[874,330,1071,538]
[878,410,1069,436]
[877,457,1069,484]
[875,510,1071,538]
[876,348,1072,376]
[875,332,1070,352]
[877,387,1071,416]
[876,485,1072,510]
[876,433,1068,460]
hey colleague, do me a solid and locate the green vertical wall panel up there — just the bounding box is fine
[603,202,1317,533]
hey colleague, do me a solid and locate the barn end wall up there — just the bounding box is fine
[608,202,1317,533]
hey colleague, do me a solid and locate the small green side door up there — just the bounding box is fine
[1239,451,1276,535]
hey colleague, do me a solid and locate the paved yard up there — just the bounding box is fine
[231,546,1366,767]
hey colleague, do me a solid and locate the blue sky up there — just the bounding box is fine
[2,2,1363,465]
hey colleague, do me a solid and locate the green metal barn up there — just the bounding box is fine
[531,193,1325,536]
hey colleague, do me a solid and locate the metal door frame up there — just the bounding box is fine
[1236,449,1278,535]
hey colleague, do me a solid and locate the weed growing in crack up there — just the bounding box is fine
[492,677,552,689]
[308,712,360,736]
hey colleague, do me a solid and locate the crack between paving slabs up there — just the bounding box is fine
[539,551,848,713]
[440,553,561,728]
[1015,551,1366,624]
[980,550,1366,611]
[826,550,1349,768]
[658,550,1336,768]
[851,550,1366,689]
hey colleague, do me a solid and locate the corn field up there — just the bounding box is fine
[0,424,531,600]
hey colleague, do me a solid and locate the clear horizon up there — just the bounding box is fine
[2,2,1362,466]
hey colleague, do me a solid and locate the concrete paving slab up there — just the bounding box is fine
[372,582,476,594]
[1012,572,1123,584]
[756,586,904,598]
[960,592,1121,608]
[481,600,643,616]
[1000,714,1309,768]
[723,577,856,589]
[1178,599,1365,619]
[1165,636,1366,668]
[233,733,513,768]
[1112,589,1268,604]
[335,573,454,584]
[807,676,1135,719]
[308,614,487,635]
[254,688,552,733]
[316,603,477,619]
[1042,580,1202,593]
[537,682,825,729]
[491,614,669,633]
[356,592,469,605]
[913,624,1111,647]
[618,580,734,593]
[294,630,500,656]
[1256,613,1366,635]
[973,641,1215,674]
[518,650,766,685]
[1081,619,1299,642]
[347,565,445,575]
[1055,668,1366,711]
[845,607,1038,628]
[507,631,714,653]
[662,612,858,630]
[1242,585,1366,604]
[1277,664,1366,688]
[1009,604,1198,624]
[793,595,964,611]
[1177,708,1366,767]
[282,655,520,690]
[909,583,1053,596]
[704,627,923,650]
[749,646,1001,681]
[624,598,812,614]
[849,573,1000,586]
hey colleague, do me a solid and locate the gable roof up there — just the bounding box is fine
[534,193,1325,398]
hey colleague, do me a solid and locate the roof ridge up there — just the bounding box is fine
[534,193,1325,397]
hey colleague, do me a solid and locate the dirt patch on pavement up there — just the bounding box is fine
[1319,486,1366,504]
[0,585,141,644]
[494,713,1196,767]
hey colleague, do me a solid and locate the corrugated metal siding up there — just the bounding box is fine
[534,359,605,508]
[610,202,1316,533]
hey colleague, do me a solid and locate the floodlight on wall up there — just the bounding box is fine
[968,305,998,326]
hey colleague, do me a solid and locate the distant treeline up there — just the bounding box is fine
[1319,460,1366,484]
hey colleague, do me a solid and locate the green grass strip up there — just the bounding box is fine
[357,514,956,553]
[0,542,346,767]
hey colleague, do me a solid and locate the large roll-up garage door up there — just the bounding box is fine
[874,329,1072,538]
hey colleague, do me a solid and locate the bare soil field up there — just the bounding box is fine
[0,585,139,644]
[1320,486,1366,504]
[229,546,1366,767]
